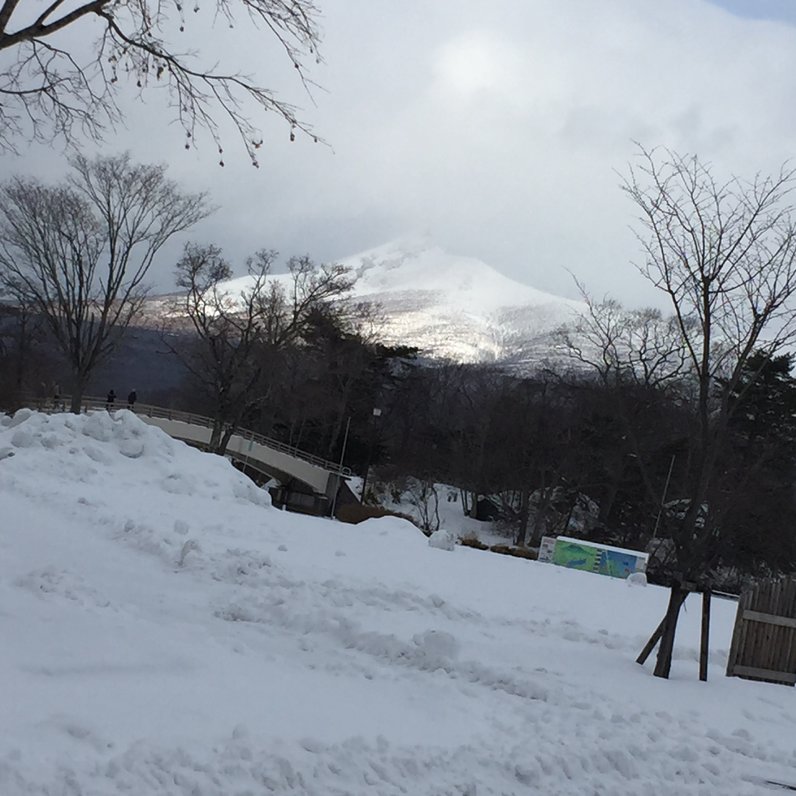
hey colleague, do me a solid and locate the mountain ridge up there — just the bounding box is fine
[146,238,586,368]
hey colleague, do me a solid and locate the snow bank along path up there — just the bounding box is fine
[1,409,795,795]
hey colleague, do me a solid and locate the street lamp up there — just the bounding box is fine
[360,407,382,502]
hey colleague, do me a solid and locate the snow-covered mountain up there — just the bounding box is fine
[158,239,586,368]
[342,239,585,365]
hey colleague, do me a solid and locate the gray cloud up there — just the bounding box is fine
[3,0,796,309]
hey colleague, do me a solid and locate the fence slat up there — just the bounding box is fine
[732,666,796,685]
[728,577,796,687]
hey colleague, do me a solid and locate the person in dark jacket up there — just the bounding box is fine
[127,390,137,410]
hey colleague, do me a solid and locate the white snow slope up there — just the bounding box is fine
[2,409,795,795]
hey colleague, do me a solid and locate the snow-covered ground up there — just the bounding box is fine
[354,477,508,545]
[2,409,795,795]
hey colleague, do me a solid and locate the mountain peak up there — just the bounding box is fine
[344,239,579,312]
[339,240,584,366]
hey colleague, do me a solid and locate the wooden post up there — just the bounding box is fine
[654,582,688,679]
[636,617,666,665]
[699,590,711,682]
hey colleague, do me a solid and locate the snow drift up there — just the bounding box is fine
[1,409,795,795]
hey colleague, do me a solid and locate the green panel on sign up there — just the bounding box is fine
[552,541,600,572]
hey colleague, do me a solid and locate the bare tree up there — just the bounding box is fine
[406,477,440,533]
[624,145,796,678]
[0,0,321,160]
[559,286,691,533]
[170,244,354,453]
[561,281,687,390]
[171,243,275,451]
[258,255,356,348]
[0,152,209,411]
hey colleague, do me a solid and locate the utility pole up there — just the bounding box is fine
[652,454,676,540]
[330,416,351,519]
[360,407,382,503]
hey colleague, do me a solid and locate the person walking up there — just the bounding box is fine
[127,390,137,410]
[106,389,116,410]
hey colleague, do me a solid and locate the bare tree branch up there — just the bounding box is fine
[559,278,687,390]
[0,0,322,160]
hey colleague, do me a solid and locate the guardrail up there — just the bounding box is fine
[31,395,353,478]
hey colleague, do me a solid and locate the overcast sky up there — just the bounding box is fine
[4,0,796,307]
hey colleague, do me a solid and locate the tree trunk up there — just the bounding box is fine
[14,309,31,389]
[470,491,478,517]
[653,582,688,679]
[326,375,356,459]
[530,481,553,546]
[210,420,223,452]
[515,488,531,546]
[69,371,89,413]
[599,478,619,525]
[219,424,235,454]
[431,484,440,532]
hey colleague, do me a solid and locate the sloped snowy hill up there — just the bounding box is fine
[2,409,795,794]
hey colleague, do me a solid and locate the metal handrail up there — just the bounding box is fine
[31,395,353,477]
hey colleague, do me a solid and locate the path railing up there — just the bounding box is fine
[32,395,353,478]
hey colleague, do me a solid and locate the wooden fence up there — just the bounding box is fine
[726,577,796,686]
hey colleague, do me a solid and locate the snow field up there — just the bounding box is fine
[1,410,795,794]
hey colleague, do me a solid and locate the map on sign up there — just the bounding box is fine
[552,541,601,572]
[551,539,642,579]
[600,550,638,578]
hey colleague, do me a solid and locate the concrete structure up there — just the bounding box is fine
[35,397,352,516]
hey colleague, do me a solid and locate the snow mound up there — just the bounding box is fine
[412,629,460,660]
[428,529,456,551]
[0,409,271,509]
[2,408,795,795]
